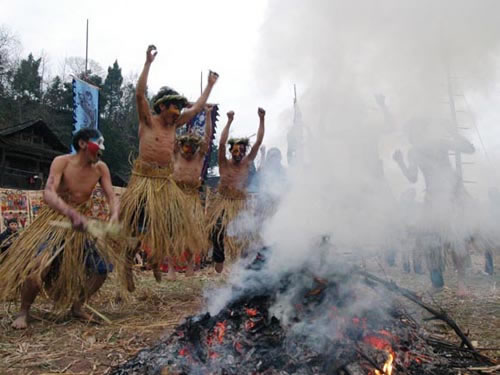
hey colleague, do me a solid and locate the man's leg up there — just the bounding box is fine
[212,216,225,273]
[11,277,41,329]
[71,274,106,321]
[184,250,194,277]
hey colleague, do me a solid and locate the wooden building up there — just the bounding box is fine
[0,119,67,190]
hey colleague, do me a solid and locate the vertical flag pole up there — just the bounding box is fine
[85,19,89,78]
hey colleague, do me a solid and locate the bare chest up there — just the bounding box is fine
[59,167,100,204]
[139,122,176,165]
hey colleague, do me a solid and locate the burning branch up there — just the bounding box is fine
[358,270,493,364]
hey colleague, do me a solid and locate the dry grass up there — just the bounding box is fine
[0,253,498,374]
[0,267,227,375]
[366,252,500,362]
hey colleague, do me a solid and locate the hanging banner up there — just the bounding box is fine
[184,104,218,181]
[0,189,30,232]
[72,77,99,142]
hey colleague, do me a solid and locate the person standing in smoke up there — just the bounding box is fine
[207,108,265,273]
[169,106,214,280]
[393,118,475,296]
[119,45,218,288]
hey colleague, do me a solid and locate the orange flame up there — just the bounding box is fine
[374,352,394,375]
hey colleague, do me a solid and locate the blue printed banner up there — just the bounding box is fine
[184,105,218,180]
[72,78,99,134]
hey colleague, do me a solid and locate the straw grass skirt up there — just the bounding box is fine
[119,160,195,269]
[0,204,124,311]
[207,186,251,260]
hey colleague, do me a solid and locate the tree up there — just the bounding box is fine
[44,75,72,110]
[102,60,123,122]
[12,53,42,100]
[0,25,21,95]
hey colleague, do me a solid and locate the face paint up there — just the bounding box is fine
[88,136,105,158]
[231,144,246,162]
[167,103,181,117]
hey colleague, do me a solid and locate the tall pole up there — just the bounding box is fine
[446,69,463,183]
[85,19,89,78]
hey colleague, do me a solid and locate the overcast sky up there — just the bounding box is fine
[0,0,293,150]
[2,0,500,187]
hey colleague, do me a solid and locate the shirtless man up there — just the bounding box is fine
[209,108,265,273]
[393,118,474,296]
[120,45,218,285]
[170,106,214,278]
[5,128,119,329]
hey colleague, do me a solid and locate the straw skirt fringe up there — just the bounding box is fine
[207,188,250,260]
[0,205,123,311]
[119,160,195,268]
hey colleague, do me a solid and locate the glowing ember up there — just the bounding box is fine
[214,321,227,344]
[178,348,189,357]
[375,352,394,375]
[245,320,256,331]
[234,341,243,353]
[245,308,258,316]
[363,334,392,351]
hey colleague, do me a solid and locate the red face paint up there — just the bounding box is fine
[87,141,100,157]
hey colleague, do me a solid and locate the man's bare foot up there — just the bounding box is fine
[153,267,162,283]
[125,267,136,292]
[11,312,29,329]
[71,306,99,323]
[167,267,176,281]
[185,263,194,277]
[215,262,224,274]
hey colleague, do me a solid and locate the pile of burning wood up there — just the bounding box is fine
[110,252,494,375]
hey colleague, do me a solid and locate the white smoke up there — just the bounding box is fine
[253,0,500,274]
[205,0,500,316]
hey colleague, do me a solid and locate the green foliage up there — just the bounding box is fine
[12,53,42,100]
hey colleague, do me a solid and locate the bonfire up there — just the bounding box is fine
[110,251,495,375]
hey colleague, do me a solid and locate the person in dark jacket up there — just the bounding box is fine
[0,218,19,253]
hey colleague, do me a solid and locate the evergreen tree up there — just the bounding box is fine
[12,53,42,100]
[102,60,123,122]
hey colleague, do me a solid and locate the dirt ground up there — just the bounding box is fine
[0,253,498,375]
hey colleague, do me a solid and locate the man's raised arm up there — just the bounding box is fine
[44,157,87,230]
[136,45,157,128]
[247,108,266,161]
[218,111,234,165]
[177,71,219,126]
[393,149,418,183]
[201,106,214,154]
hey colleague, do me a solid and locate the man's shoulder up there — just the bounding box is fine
[51,154,72,168]
[95,160,110,173]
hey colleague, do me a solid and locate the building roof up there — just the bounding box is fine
[0,119,69,153]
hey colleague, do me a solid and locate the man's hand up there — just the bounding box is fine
[208,70,219,86]
[227,111,235,121]
[258,107,266,119]
[392,149,403,163]
[146,45,157,64]
[68,211,88,231]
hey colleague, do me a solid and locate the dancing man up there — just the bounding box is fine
[393,118,475,296]
[120,45,218,287]
[208,108,265,273]
[169,106,214,279]
[0,128,121,329]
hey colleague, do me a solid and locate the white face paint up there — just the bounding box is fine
[90,136,105,151]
